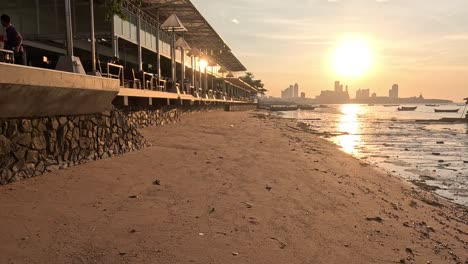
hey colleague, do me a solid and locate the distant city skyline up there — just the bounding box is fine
[281,83,300,99]
[192,0,468,101]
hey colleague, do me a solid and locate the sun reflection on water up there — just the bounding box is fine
[336,105,363,154]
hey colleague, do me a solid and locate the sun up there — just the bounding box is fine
[333,38,372,78]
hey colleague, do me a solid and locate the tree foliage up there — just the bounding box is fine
[97,0,142,21]
[105,0,126,20]
[240,72,267,95]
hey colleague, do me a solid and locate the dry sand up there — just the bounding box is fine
[0,111,466,264]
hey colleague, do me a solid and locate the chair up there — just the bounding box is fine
[131,69,141,89]
[97,60,108,77]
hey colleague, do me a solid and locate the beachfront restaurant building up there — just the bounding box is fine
[0,0,258,112]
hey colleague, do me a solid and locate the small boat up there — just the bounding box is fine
[269,105,299,111]
[416,118,468,123]
[425,104,439,107]
[434,109,459,113]
[368,104,375,106]
[397,106,417,111]
[384,104,399,107]
[298,105,316,110]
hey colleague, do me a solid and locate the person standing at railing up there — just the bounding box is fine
[1,14,24,65]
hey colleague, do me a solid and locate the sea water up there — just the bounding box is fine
[277,104,468,206]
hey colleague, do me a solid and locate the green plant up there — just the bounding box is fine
[240,72,267,95]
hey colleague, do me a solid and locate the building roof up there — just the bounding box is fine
[224,77,258,92]
[141,0,247,72]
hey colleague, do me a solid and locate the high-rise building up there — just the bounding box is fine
[281,83,300,98]
[300,92,306,98]
[281,85,294,99]
[334,81,341,93]
[356,89,370,99]
[389,84,399,99]
[315,81,350,103]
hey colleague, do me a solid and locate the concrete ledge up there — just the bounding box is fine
[117,88,253,104]
[118,88,181,99]
[0,63,120,118]
[0,63,119,92]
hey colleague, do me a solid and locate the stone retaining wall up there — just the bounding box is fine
[0,103,247,185]
[0,107,184,184]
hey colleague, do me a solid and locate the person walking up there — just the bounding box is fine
[1,14,24,65]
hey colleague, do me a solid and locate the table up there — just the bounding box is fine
[106,62,124,86]
[0,48,14,64]
[142,71,154,90]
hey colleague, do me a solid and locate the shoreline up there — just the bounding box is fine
[265,108,468,207]
[0,111,466,263]
[258,111,467,206]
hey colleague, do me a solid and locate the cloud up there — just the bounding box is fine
[231,18,240,24]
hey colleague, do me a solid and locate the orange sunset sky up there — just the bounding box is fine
[192,0,468,101]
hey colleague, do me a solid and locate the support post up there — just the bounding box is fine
[191,56,195,87]
[181,47,185,82]
[171,31,176,84]
[89,0,96,72]
[137,11,142,71]
[156,9,161,79]
[204,67,208,96]
[65,0,74,57]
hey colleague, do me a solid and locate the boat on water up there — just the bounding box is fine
[416,118,468,123]
[368,104,375,106]
[425,104,439,107]
[416,98,468,122]
[397,106,417,111]
[384,104,399,107]
[434,109,459,113]
[269,105,299,111]
[298,105,316,110]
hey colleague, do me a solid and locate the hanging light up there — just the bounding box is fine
[160,14,187,32]
[187,47,201,57]
[175,37,191,50]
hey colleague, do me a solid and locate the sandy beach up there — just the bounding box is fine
[0,111,466,264]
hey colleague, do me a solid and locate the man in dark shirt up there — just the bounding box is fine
[1,14,24,65]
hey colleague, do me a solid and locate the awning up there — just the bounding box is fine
[141,0,247,72]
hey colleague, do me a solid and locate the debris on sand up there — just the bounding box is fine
[365,217,383,223]
[152,180,161,185]
[270,237,287,249]
[265,185,272,191]
[128,195,138,199]
[241,202,253,208]
[232,252,239,256]
[209,207,215,214]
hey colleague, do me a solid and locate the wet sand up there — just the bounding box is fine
[0,111,466,264]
